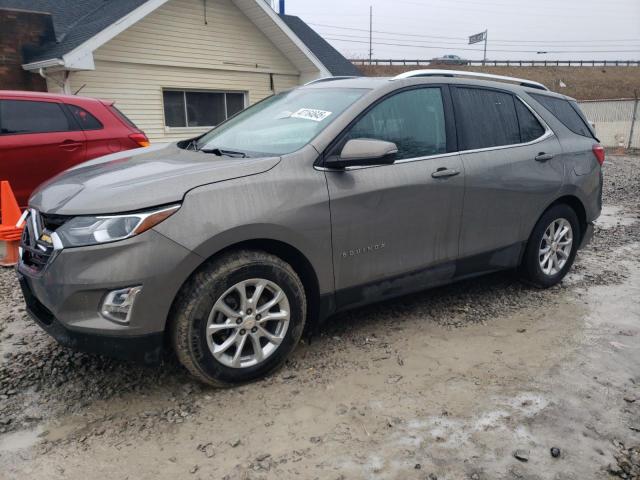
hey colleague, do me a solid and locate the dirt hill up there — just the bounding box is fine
[356,64,640,100]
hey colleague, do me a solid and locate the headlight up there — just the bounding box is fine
[55,204,180,247]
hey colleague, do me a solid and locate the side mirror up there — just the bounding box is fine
[327,139,398,169]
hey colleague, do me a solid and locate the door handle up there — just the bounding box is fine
[431,168,460,179]
[535,152,554,162]
[59,140,83,151]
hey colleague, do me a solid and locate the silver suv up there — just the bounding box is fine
[18,70,603,386]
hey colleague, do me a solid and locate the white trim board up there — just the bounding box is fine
[22,0,327,81]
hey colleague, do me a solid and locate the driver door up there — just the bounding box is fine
[323,86,465,308]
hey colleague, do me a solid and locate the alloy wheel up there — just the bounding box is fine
[205,279,290,368]
[538,218,573,276]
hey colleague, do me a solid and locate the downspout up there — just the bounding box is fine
[38,68,72,94]
[62,71,71,94]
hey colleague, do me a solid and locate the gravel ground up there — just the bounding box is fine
[0,154,639,479]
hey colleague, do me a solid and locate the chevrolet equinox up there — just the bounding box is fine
[17,71,604,386]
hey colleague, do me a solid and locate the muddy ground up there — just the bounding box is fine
[1,155,639,480]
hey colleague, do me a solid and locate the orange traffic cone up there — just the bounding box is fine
[1,181,22,226]
[0,181,24,267]
[0,240,20,267]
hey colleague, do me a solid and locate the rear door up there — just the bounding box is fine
[0,99,86,207]
[324,86,465,307]
[451,86,563,267]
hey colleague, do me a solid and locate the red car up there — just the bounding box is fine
[0,91,149,208]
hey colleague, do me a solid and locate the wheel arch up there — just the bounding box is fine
[548,195,588,241]
[165,237,324,343]
[525,194,588,249]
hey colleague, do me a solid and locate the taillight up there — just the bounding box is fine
[129,133,150,148]
[592,144,605,166]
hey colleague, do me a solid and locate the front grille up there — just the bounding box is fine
[20,209,57,273]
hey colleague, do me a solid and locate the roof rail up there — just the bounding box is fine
[304,76,359,86]
[392,69,549,91]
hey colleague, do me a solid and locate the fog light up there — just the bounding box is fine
[101,286,142,324]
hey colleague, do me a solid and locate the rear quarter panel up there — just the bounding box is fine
[522,92,603,225]
[63,98,140,158]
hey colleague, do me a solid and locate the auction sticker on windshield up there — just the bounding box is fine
[290,108,332,122]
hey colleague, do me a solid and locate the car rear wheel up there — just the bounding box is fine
[520,204,580,288]
[171,250,306,387]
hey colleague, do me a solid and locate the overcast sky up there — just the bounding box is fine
[280,0,640,61]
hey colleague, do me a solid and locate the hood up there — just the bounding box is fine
[30,143,280,215]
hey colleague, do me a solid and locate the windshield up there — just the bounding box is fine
[196,87,369,156]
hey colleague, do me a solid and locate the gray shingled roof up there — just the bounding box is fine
[0,0,360,76]
[0,0,149,63]
[279,14,361,77]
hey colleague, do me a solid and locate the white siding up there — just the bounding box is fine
[49,61,298,142]
[47,0,302,142]
[94,0,298,75]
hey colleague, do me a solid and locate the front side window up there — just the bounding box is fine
[345,87,447,160]
[515,99,545,142]
[0,100,71,135]
[163,90,246,128]
[196,88,368,156]
[453,87,520,150]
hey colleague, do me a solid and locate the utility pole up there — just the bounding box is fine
[369,6,373,64]
[483,29,488,64]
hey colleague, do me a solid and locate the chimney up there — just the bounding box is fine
[279,0,285,15]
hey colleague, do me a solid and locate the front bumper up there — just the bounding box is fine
[19,274,163,364]
[17,228,203,362]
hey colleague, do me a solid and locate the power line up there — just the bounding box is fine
[318,30,640,48]
[310,22,640,45]
[323,37,640,54]
[310,22,467,40]
[384,0,638,20]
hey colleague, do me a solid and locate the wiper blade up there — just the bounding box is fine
[200,147,249,158]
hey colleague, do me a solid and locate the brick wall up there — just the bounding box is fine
[0,9,55,91]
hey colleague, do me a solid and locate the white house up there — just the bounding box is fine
[5,0,360,142]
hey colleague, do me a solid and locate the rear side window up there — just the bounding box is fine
[515,99,546,142]
[346,87,447,160]
[67,104,103,130]
[452,87,520,150]
[0,100,71,135]
[530,93,592,138]
[109,105,139,130]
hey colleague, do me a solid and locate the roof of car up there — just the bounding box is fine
[302,74,566,98]
[0,90,108,103]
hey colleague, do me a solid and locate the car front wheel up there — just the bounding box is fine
[171,250,306,387]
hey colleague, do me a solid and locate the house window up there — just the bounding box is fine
[162,90,246,128]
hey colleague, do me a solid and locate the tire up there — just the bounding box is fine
[170,250,306,387]
[520,204,580,288]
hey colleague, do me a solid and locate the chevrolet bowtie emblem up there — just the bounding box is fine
[39,233,53,244]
